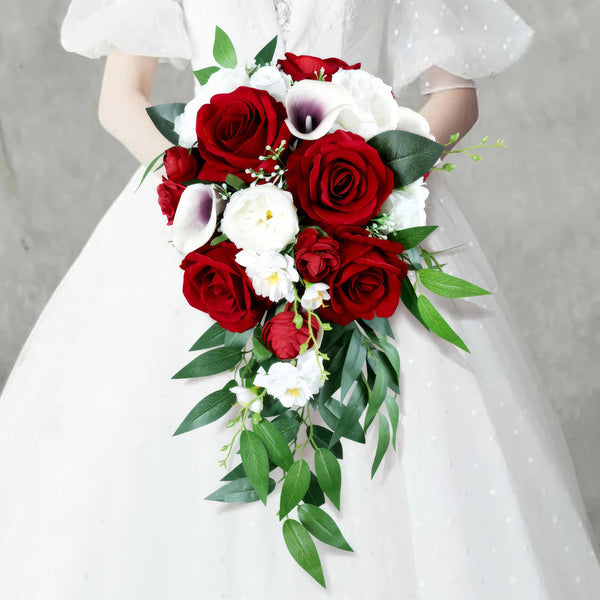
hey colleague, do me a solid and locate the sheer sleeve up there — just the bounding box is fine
[388,0,534,92]
[60,0,192,69]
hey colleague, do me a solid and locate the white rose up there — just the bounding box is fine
[231,386,261,413]
[254,363,312,409]
[331,69,400,139]
[300,283,330,311]
[396,106,435,140]
[249,66,291,104]
[235,250,299,302]
[174,66,251,147]
[379,177,429,233]
[221,184,299,252]
[296,350,327,395]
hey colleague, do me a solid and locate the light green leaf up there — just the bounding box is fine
[419,269,491,298]
[280,459,311,519]
[298,504,353,552]
[371,414,391,478]
[387,225,438,250]
[282,519,326,588]
[146,103,186,146]
[193,66,220,85]
[136,151,165,192]
[360,316,394,338]
[172,347,243,379]
[417,295,470,352]
[254,35,278,66]
[189,321,227,351]
[254,420,293,471]
[213,26,237,68]
[252,337,273,363]
[225,173,245,190]
[206,476,276,503]
[240,430,270,505]
[314,448,342,510]
[224,328,253,349]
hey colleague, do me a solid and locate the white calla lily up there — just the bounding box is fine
[396,106,435,140]
[172,183,221,255]
[285,79,359,140]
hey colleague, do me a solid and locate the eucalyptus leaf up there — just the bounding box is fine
[341,326,367,401]
[220,462,246,482]
[172,347,243,379]
[189,322,227,351]
[384,393,400,452]
[254,35,278,66]
[213,26,237,68]
[371,414,391,479]
[364,364,389,431]
[282,519,326,588]
[388,225,438,251]
[240,430,270,505]
[280,459,311,519]
[405,247,422,270]
[254,420,293,471]
[417,295,470,352]
[146,103,186,146]
[224,328,253,349]
[206,476,276,503]
[193,66,220,85]
[366,350,400,395]
[298,504,353,552]
[314,448,342,510]
[419,269,491,298]
[359,316,394,338]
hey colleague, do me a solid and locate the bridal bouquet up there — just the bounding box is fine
[143,28,500,587]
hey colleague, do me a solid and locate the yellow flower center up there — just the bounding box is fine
[267,272,281,286]
[265,210,274,221]
[286,388,301,397]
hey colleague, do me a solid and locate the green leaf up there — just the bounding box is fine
[314,448,342,510]
[310,425,343,459]
[280,459,311,519]
[319,341,348,401]
[173,381,236,435]
[240,430,270,505]
[401,278,428,329]
[298,504,353,552]
[272,414,301,442]
[388,226,438,251]
[206,476,276,503]
[329,380,368,446]
[302,472,326,507]
[282,519,326,588]
[364,364,389,431]
[146,103,186,146]
[172,347,243,379]
[224,328,253,349]
[366,349,400,395]
[193,66,220,85]
[377,336,401,380]
[360,316,394,338]
[368,130,444,187]
[341,326,367,401]
[260,397,288,418]
[136,151,165,192]
[419,269,491,298]
[189,322,227,351]
[371,414,391,479]
[213,26,237,68]
[384,393,400,451]
[252,337,273,363]
[254,420,293,471]
[405,247,422,270]
[225,173,245,191]
[254,35,278,66]
[417,295,470,352]
[220,462,246,481]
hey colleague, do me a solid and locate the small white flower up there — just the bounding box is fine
[300,283,330,311]
[174,66,251,147]
[249,66,291,104]
[254,363,312,409]
[379,177,429,233]
[231,386,261,413]
[221,184,299,252]
[296,350,327,395]
[236,250,299,302]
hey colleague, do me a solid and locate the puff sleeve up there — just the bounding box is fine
[388,0,534,91]
[60,0,192,69]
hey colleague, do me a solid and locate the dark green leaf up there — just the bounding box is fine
[319,343,347,402]
[280,459,311,519]
[206,476,276,503]
[368,130,444,187]
[240,430,270,505]
[225,173,245,190]
[384,393,400,451]
[272,414,301,442]
[173,381,236,435]
[254,35,278,66]
[282,519,326,588]
[213,26,237,68]
[193,66,220,85]
[366,350,400,395]
[371,414,391,479]
[329,380,368,447]
[252,337,273,363]
[388,225,438,250]
[146,103,186,146]
[261,396,289,418]
[302,472,326,507]
[377,336,401,380]
[341,327,367,401]
[220,462,246,481]
[172,347,243,379]
[310,425,343,459]
[136,151,165,192]
[417,295,470,352]
[401,277,428,329]
[359,316,394,338]
[298,504,353,552]
[314,448,342,510]
[224,328,253,349]
[254,420,293,471]
[189,321,227,351]
[364,364,389,431]
[419,269,491,298]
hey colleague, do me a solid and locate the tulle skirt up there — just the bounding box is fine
[1,167,599,599]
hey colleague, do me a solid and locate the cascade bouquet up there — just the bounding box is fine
[143,28,502,587]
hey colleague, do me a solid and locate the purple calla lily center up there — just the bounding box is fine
[288,100,325,134]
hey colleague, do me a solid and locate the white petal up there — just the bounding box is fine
[173,184,220,255]
[396,106,433,138]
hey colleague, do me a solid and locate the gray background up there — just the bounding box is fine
[1,1,599,534]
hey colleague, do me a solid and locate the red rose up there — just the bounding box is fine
[319,226,408,326]
[181,241,270,333]
[277,52,361,82]
[294,228,340,283]
[287,130,394,227]
[262,310,318,360]
[195,87,289,183]
[157,177,185,225]
[163,146,201,183]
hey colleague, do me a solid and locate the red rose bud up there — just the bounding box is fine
[163,146,200,183]
[294,228,340,283]
[287,130,394,227]
[277,52,361,82]
[181,241,270,333]
[196,87,289,183]
[157,177,185,225]
[262,310,319,360]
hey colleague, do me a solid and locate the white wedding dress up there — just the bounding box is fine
[2,1,599,598]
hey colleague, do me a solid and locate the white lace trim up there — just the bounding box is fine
[273,0,293,42]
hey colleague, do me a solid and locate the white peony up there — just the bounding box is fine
[296,350,327,395]
[254,363,312,409]
[300,283,330,311]
[249,66,291,104]
[379,177,429,233]
[221,184,299,252]
[331,69,400,139]
[174,66,251,147]
[235,250,299,302]
[231,386,261,413]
